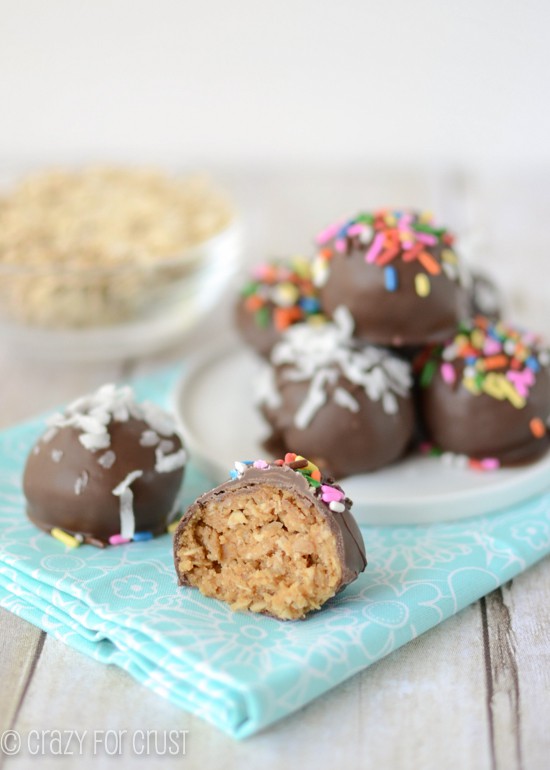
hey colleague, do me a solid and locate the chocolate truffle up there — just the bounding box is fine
[173,454,366,620]
[256,307,415,478]
[312,209,469,346]
[417,316,550,466]
[235,257,326,357]
[23,384,187,546]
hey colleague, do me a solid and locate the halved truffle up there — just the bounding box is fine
[173,455,366,620]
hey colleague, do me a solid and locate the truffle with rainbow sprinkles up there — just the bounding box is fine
[312,208,470,347]
[416,316,550,466]
[234,256,326,358]
[173,453,366,620]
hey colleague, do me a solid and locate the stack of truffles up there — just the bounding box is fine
[235,209,550,479]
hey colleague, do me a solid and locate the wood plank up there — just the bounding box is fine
[6,601,491,770]
[482,589,522,770]
[9,634,193,769]
[484,557,550,770]
[0,608,44,732]
[157,603,491,770]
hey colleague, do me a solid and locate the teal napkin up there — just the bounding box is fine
[0,366,549,739]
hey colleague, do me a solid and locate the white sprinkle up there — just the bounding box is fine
[33,446,40,455]
[113,404,130,422]
[358,225,374,244]
[329,501,345,513]
[74,471,89,495]
[383,391,398,414]
[442,344,458,362]
[294,369,337,429]
[79,432,111,452]
[140,430,160,447]
[539,350,550,366]
[72,414,107,434]
[141,402,176,436]
[333,387,360,413]
[264,306,411,426]
[51,449,64,463]
[155,447,187,474]
[112,470,143,539]
[116,489,135,539]
[234,461,248,476]
[332,305,355,339]
[112,470,143,496]
[45,385,182,474]
[453,454,469,469]
[98,450,116,469]
[87,407,111,425]
[42,427,59,444]
[45,412,64,427]
[95,383,117,401]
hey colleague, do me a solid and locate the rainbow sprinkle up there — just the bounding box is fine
[419,316,548,411]
[420,443,502,472]
[313,209,458,295]
[416,317,550,468]
[50,527,82,548]
[241,257,325,332]
[228,453,348,513]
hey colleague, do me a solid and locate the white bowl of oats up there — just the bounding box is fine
[0,167,241,360]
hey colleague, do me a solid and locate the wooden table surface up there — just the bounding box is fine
[0,167,549,770]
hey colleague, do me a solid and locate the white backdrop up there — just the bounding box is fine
[1,0,549,168]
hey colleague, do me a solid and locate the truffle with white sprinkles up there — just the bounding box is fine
[23,384,187,547]
[256,306,415,478]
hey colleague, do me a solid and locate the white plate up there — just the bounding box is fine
[173,342,550,525]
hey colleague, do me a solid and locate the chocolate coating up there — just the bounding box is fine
[235,298,282,358]
[321,256,468,346]
[23,387,186,545]
[174,461,367,615]
[418,318,550,464]
[256,309,415,478]
[264,372,415,478]
[314,210,469,346]
[421,363,550,464]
